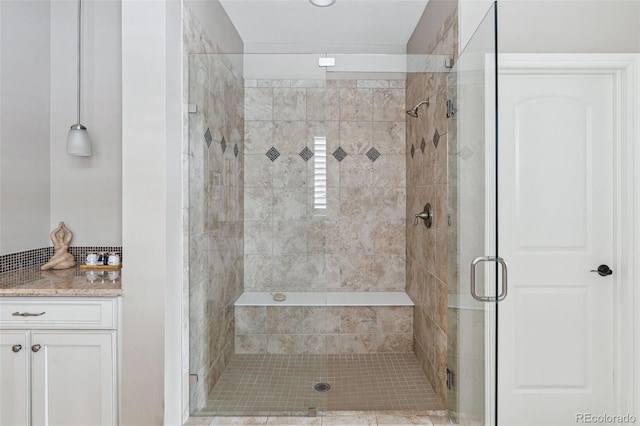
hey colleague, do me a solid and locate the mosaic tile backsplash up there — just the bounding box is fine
[244,79,407,293]
[0,246,122,274]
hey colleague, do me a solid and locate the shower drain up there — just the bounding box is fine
[314,383,331,392]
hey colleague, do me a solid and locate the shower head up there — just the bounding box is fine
[406,99,430,118]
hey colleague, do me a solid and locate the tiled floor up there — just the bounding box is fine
[194,353,442,417]
[185,411,451,425]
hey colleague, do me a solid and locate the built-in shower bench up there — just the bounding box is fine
[234,291,414,355]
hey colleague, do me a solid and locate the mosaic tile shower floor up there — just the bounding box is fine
[196,353,442,416]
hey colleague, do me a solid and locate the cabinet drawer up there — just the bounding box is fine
[0,298,117,329]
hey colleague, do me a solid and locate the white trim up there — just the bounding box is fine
[495,53,640,423]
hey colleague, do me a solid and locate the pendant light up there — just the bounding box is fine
[66,0,92,157]
[309,0,336,6]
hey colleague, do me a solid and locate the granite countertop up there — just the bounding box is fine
[0,265,123,297]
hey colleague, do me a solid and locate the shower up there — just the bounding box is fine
[406,99,430,117]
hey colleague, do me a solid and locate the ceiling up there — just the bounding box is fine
[219,0,430,52]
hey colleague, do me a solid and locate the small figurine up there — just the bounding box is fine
[41,222,76,270]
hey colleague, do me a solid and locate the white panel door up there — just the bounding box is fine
[0,331,30,426]
[498,72,614,425]
[31,331,116,426]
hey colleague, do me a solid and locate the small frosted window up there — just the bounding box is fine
[313,137,327,214]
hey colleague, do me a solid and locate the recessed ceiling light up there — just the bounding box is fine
[309,0,336,7]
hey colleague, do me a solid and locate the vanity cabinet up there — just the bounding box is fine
[0,297,119,426]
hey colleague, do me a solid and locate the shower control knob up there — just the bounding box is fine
[591,264,613,277]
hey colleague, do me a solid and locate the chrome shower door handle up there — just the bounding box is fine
[470,256,508,302]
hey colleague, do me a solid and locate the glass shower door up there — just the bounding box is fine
[447,3,500,425]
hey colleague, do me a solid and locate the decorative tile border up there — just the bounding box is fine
[0,246,123,274]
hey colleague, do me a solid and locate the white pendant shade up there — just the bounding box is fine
[66,125,92,156]
[309,0,336,7]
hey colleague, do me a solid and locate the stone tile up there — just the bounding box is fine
[210,417,268,425]
[339,334,377,354]
[339,187,373,221]
[306,221,327,254]
[244,221,272,255]
[435,231,448,284]
[340,154,373,188]
[266,417,321,425]
[266,334,304,354]
[331,254,374,291]
[327,79,357,88]
[244,188,273,221]
[302,334,326,354]
[376,414,433,425]
[373,221,405,255]
[245,88,273,121]
[235,335,267,354]
[357,79,390,88]
[341,307,377,333]
[306,88,340,121]
[273,88,306,121]
[273,155,307,188]
[322,416,377,425]
[373,255,406,291]
[257,79,291,88]
[378,188,406,222]
[340,121,373,154]
[291,79,325,88]
[434,184,448,232]
[373,155,406,188]
[273,221,308,255]
[185,416,214,425]
[244,255,272,290]
[429,415,450,426]
[435,134,448,185]
[273,121,307,154]
[273,188,307,220]
[244,154,273,187]
[373,89,406,122]
[340,88,373,121]
[372,121,406,155]
[303,306,339,334]
[266,306,303,334]
[244,121,273,155]
[377,306,413,333]
[376,334,413,353]
[235,306,267,334]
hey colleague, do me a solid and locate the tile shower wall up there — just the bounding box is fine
[235,305,413,355]
[405,9,458,408]
[185,9,244,412]
[243,79,406,293]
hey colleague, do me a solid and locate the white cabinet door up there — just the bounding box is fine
[31,331,116,426]
[0,331,30,426]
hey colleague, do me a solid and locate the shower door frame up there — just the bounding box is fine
[492,53,640,423]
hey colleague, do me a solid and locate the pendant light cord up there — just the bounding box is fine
[77,0,82,125]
